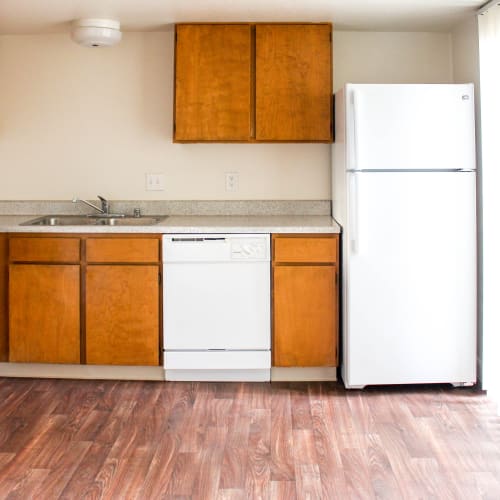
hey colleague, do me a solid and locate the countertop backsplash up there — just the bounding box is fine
[0,200,331,217]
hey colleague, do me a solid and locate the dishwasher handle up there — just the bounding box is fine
[171,237,226,242]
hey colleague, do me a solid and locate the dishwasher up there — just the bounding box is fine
[162,234,271,381]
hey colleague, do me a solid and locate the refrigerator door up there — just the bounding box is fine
[346,84,476,171]
[343,171,476,388]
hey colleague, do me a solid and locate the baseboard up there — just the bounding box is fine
[0,362,165,381]
[271,366,337,381]
[0,363,337,383]
[164,368,270,382]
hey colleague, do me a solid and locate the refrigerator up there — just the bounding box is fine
[332,84,477,389]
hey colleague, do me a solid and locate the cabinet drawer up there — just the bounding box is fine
[9,237,80,262]
[86,238,160,263]
[273,236,337,263]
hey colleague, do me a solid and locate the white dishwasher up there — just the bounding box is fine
[162,234,270,381]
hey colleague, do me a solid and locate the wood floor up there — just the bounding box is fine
[0,379,499,499]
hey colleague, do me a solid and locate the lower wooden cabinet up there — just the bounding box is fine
[7,234,161,366]
[85,265,160,366]
[272,234,339,368]
[9,264,80,364]
[7,232,339,371]
[0,234,8,362]
[273,265,336,366]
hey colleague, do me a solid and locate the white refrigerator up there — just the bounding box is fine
[332,84,477,389]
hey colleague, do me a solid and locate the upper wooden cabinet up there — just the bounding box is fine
[174,23,333,143]
[174,24,252,141]
[255,24,332,141]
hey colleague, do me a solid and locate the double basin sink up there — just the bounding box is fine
[21,215,168,226]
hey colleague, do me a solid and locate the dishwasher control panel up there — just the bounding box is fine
[230,237,268,260]
[163,234,270,262]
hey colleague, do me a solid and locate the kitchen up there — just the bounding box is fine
[1,0,500,497]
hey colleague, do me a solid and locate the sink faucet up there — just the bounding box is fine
[72,195,123,217]
[97,195,109,214]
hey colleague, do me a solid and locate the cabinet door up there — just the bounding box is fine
[273,265,337,367]
[9,264,80,363]
[256,24,332,141]
[86,265,159,366]
[174,24,252,141]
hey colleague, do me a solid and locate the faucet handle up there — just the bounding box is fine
[97,195,109,214]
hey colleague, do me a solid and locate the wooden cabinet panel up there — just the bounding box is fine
[256,24,332,141]
[9,264,80,363]
[273,265,337,367]
[10,237,80,262]
[274,236,337,263]
[86,265,160,366]
[86,238,159,263]
[174,22,332,143]
[175,24,252,141]
[0,234,8,361]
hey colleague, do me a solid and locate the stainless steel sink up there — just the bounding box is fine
[92,216,167,226]
[21,215,168,226]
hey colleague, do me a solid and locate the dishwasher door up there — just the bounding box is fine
[162,234,271,381]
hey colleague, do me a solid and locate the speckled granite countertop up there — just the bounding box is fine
[0,215,341,234]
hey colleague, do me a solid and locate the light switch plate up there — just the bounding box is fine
[146,173,165,191]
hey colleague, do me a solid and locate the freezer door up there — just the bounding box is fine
[346,84,476,171]
[343,171,476,387]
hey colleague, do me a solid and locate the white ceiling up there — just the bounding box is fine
[0,0,485,34]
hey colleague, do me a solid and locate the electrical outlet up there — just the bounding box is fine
[225,172,239,192]
[146,173,165,191]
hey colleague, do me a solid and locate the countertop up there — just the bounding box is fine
[0,215,341,234]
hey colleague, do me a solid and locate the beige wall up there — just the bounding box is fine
[333,31,453,91]
[452,17,480,85]
[0,30,453,201]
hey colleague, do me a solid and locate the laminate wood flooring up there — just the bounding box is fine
[0,379,498,499]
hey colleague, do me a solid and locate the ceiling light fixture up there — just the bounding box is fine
[71,18,122,48]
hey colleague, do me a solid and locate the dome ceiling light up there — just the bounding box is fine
[71,18,122,48]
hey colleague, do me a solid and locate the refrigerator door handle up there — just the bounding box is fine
[349,90,360,171]
[349,172,359,253]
